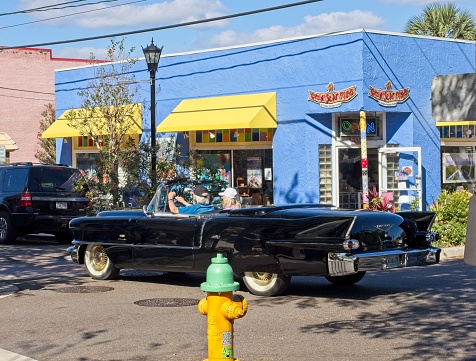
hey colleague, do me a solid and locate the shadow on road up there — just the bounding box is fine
[2,238,476,360]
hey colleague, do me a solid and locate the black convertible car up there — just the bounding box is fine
[68,179,441,296]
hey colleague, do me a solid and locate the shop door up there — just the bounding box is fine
[337,148,379,209]
[378,147,422,211]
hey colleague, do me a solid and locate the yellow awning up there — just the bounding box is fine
[42,104,142,138]
[436,120,476,126]
[157,92,277,132]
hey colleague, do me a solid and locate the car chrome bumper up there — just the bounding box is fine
[328,247,441,276]
[67,245,79,264]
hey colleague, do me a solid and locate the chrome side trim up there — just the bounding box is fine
[328,247,441,276]
[71,240,199,250]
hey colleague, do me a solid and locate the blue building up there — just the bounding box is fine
[48,30,476,210]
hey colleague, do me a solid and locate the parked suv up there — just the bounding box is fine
[0,163,89,244]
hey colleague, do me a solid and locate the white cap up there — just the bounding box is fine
[219,187,238,199]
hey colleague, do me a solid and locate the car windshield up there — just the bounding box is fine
[28,167,81,192]
[144,179,228,215]
[170,180,227,205]
[145,182,168,214]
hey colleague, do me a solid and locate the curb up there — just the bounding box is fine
[441,245,465,260]
[0,348,38,361]
[0,282,18,299]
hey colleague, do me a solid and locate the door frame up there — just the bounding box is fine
[378,146,422,211]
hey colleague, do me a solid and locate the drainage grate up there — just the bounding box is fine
[134,298,200,307]
[121,270,164,277]
[325,320,390,330]
[54,286,115,293]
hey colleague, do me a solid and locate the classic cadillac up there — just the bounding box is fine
[68,179,441,296]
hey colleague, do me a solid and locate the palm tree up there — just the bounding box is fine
[404,2,476,40]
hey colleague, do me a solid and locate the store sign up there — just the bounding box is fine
[308,82,357,108]
[339,117,378,137]
[368,81,410,107]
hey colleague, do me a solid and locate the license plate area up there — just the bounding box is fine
[56,201,68,210]
[385,254,401,269]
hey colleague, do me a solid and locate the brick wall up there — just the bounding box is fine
[0,48,90,163]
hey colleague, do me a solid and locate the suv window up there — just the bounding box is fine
[3,169,28,192]
[28,167,80,192]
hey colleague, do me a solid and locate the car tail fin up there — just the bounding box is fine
[396,211,436,232]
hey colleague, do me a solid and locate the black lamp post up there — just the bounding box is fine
[142,38,163,188]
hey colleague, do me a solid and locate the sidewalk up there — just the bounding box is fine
[0,284,38,361]
[0,348,38,361]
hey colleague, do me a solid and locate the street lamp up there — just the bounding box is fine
[142,38,163,188]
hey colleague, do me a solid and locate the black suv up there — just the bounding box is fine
[0,163,89,244]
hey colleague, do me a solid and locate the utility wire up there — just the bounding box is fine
[0,86,54,95]
[0,0,323,50]
[0,0,146,30]
[0,0,119,16]
[0,94,54,101]
[24,0,122,13]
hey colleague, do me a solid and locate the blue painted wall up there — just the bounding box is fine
[55,30,475,209]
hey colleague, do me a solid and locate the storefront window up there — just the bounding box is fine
[233,149,273,205]
[319,145,332,205]
[76,152,100,176]
[194,128,274,143]
[196,149,273,206]
[441,145,476,192]
[439,124,476,139]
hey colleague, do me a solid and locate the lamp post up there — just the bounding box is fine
[142,38,163,188]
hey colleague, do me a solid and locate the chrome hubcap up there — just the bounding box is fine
[89,245,108,271]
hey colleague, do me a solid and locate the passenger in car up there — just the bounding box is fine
[219,187,241,210]
[168,184,215,214]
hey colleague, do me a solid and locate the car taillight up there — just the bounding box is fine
[343,238,360,251]
[20,192,32,207]
[426,232,439,243]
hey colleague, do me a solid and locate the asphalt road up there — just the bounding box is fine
[1,236,476,361]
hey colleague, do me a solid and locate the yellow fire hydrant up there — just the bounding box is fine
[198,253,248,361]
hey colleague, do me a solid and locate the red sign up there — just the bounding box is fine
[308,82,357,108]
[368,81,410,107]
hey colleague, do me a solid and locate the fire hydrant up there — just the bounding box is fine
[198,253,248,361]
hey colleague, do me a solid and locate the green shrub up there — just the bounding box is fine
[429,189,472,247]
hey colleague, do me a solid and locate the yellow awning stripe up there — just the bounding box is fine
[42,104,142,138]
[436,120,476,126]
[157,92,277,133]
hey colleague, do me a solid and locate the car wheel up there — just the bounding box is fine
[0,211,16,244]
[84,244,120,280]
[242,271,291,296]
[325,271,366,286]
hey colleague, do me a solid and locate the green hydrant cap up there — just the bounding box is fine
[201,253,240,292]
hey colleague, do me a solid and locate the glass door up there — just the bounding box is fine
[378,147,422,211]
[337,148,379,209]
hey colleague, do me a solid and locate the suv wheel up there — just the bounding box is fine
[0,211,16,244]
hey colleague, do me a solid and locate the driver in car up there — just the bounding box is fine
[167,184,215,214]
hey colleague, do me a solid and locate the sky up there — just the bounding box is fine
[1,0,476,60]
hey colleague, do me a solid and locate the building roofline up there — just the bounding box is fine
[0,46,100,63]
[55,28,476,72]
